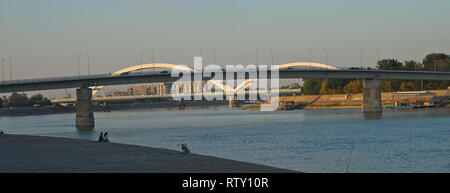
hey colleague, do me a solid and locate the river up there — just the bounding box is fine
[1,106,448,172]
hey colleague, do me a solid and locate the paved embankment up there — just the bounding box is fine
[0,134,296,173]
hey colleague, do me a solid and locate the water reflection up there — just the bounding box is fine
[76,126,94,132]
[363,112,382,120]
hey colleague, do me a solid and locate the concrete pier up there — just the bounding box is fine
[76,87,94,130]
[362,79,382,113]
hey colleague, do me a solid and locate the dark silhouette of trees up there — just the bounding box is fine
[301,53,449,95]
[29,93,52,106]
[5,93,52,107]
[8,92,29,107]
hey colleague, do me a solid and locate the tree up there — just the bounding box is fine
[344,80,362,94]
[317,79,351,94]
[319,79,328,94]
[29,93,52,106]
[421,53,450,89]
[404,60,420,71]
[8,92,29,107]
[301,78,323,95]
[377,59,403,70]
[399,81,416,91]
[422,53,449,71]
[0,97,3,108]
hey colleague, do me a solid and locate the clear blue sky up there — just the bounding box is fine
[1,0,449,80]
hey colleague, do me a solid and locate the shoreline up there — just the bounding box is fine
[242,89,449,110]
[0,101,228,117]
[0,134,297,173]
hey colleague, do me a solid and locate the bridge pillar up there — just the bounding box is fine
[76,87,94,131]
[362,79,382,113]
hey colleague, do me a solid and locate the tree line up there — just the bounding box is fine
[301,53,450,95]
[0,93,52,108]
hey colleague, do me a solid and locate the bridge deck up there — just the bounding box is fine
[0,70,449,93]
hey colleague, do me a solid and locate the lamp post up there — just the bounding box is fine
[86,51,90,77]
[8,57,12,81]
[268,47,273,66]
[77,54,81,78]
[1,58,4,84]
[433,55,436,71]
[360,49,364,70]
[255,49,260,65]
[323,48,328,70]
[308,49,313,70]
[413,52,419,71]
[140,51,144,75]
[211,48,216,64]
[150,49,155,74]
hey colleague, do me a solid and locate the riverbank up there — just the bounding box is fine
[242,89,450,110]
[0,134,296,173]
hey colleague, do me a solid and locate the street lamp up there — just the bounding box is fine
[360,49,364,70]
[268,47,273,66]
[140,51,144,75]
[85,51,90,76]
[255,49,260,65]
[1,58,4,84]
[77,54,81,78]
[211,48,216,64]
[8,57,12,81]
[150,49,155,74]
[308,49,313,70]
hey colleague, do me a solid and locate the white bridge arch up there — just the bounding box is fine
[271,62,339,70]
[91,62,339,96]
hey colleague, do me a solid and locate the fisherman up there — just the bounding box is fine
[103,132,109,142]
[98,132,104,142]
[181,144,191,155]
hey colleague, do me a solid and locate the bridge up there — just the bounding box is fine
[1,61,449,130]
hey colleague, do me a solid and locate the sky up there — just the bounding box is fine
[0,0,449,97]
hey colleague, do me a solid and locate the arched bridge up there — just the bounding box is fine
[1,61,449,130]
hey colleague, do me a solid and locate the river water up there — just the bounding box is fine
[0,106,449,173]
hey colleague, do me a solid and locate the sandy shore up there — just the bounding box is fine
[0,134,296,173]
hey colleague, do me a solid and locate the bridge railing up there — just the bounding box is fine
[0,73,114,86]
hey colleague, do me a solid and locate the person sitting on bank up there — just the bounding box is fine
[98,132,104,142]
[103,132,109,142]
